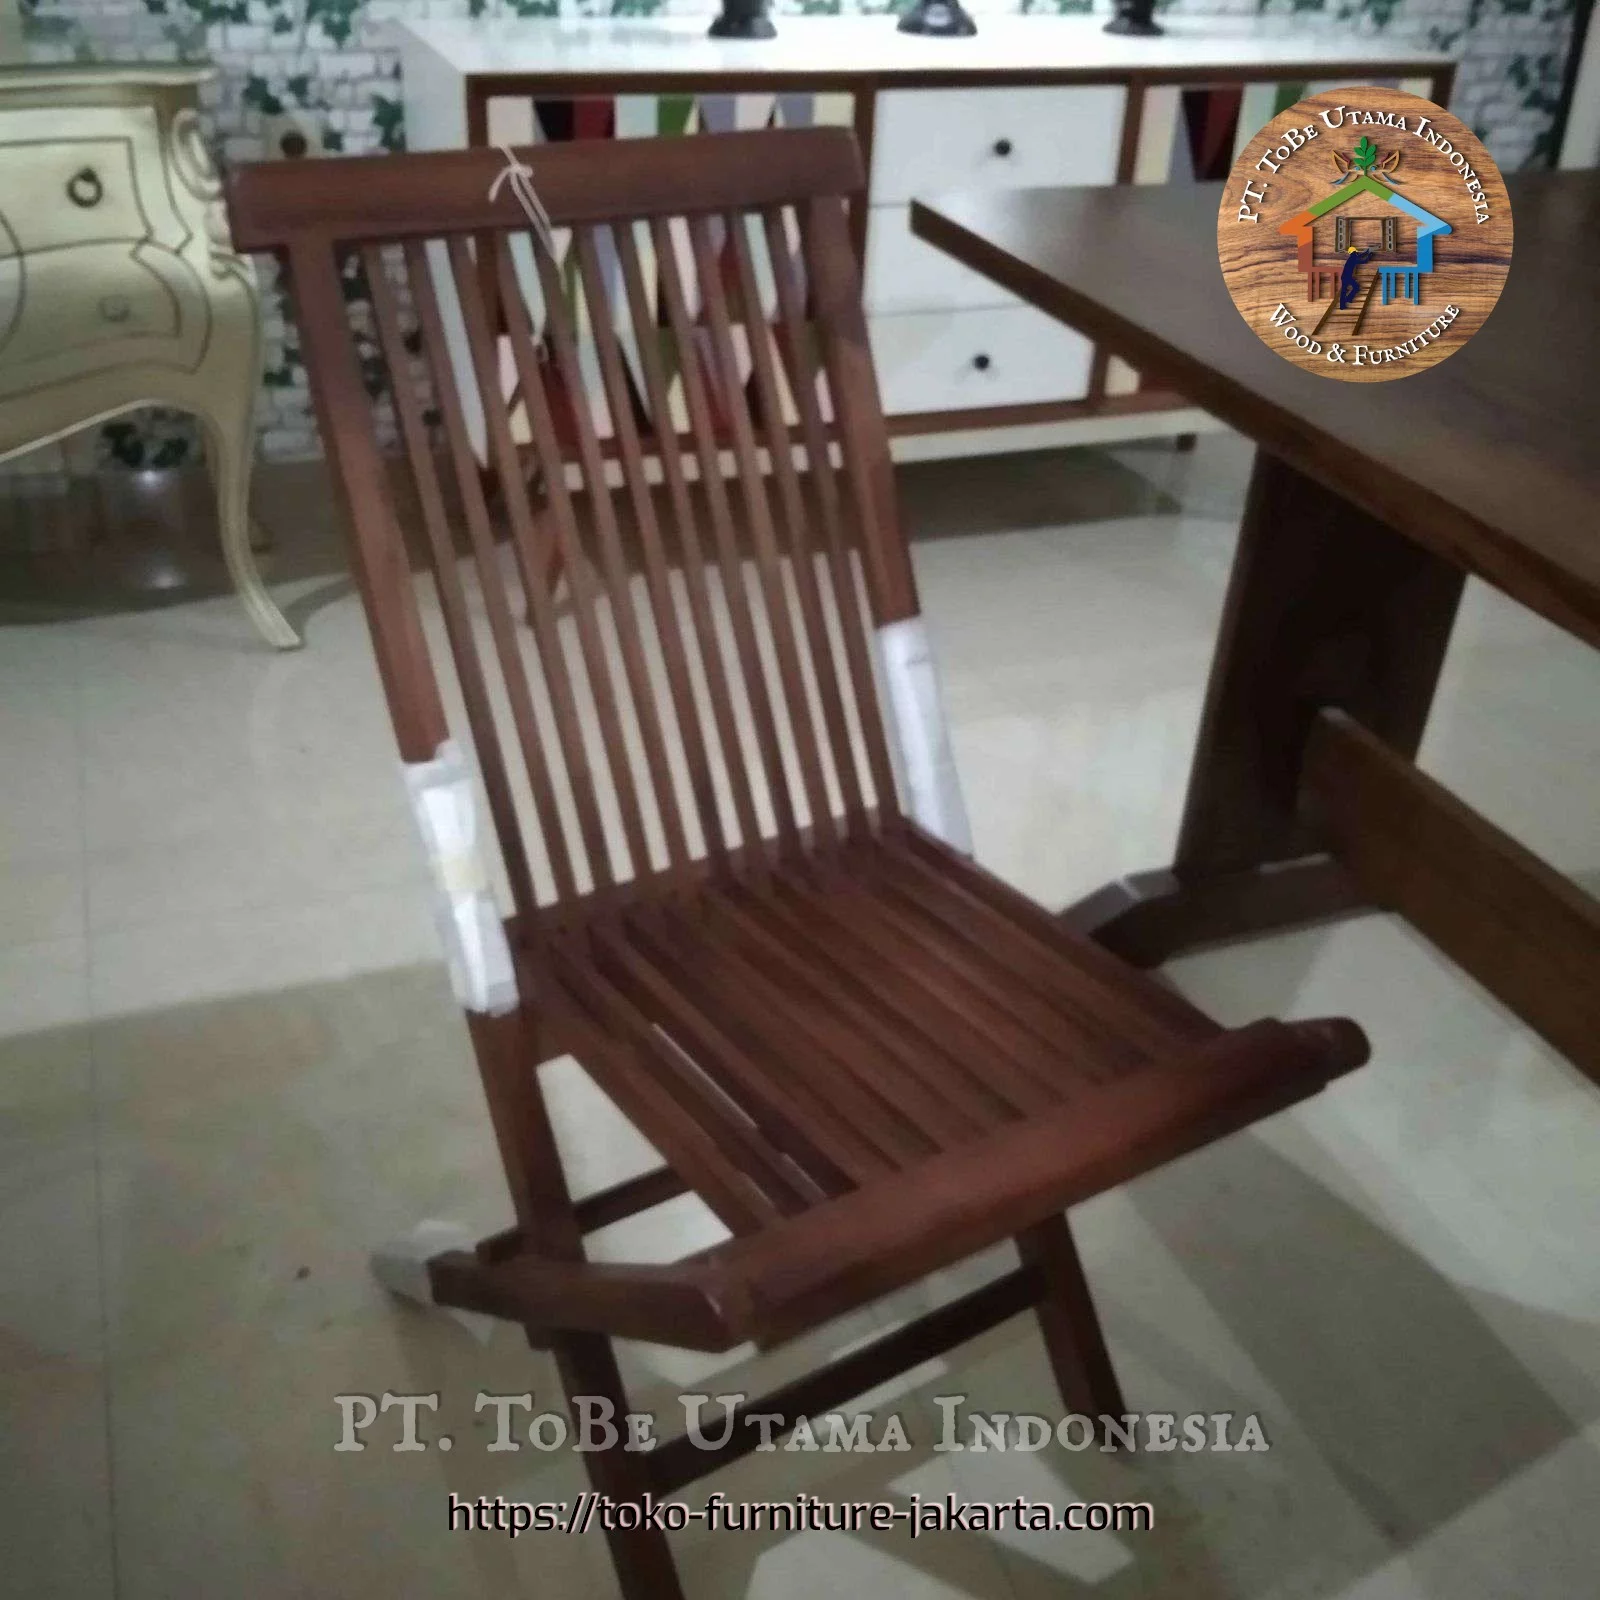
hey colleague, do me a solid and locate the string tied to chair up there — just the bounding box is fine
[489,143,556,257]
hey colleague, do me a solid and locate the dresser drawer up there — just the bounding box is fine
[864,204,1015,315]
[0,136,153,255]
[869,306,1094,416]
[870,86,1125,206]
[0,242,204,397]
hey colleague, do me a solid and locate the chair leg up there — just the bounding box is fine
[1017,1214,1127,1421]
[550,1328,686,1600]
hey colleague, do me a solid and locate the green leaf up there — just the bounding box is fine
[1352,135,1378,168]
[305,0,363,47]
[372,94,406,153]
[242,75,285,117]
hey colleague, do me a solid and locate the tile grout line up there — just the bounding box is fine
[74,621,123,1600]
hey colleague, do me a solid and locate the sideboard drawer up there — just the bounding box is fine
[0,136,153,255]
[865,204,1015,315]
[870,86,1125,206]
[869,305,1095,416]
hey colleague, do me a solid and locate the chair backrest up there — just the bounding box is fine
[229,128,923,926]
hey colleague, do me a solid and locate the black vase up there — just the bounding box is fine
[1104,0,1163,35]
[897,0,978,37]
[708,0,776,39]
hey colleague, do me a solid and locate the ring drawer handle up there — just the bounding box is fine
[992,138,1014,158]
[67,167,104,208]
[972,353,992,371]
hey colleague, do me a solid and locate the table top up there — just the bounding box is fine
[913,173,1600,651]
[394,17,1451,87]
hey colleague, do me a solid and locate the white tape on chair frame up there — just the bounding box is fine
[371,1219,497,1344]
[401,741,520,1016]
[874,617,974,854]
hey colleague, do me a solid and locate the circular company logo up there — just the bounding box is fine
[1218,87,1512,382]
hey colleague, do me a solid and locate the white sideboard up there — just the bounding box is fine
[396,17,1453,463]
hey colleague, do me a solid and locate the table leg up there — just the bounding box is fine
[1066,450,1466,965]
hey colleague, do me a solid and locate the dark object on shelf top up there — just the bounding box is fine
[708,0,776,40]
[1105,0,1165,36]
[898,0,979,37]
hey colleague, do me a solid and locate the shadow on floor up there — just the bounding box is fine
[4,951,1589,1599]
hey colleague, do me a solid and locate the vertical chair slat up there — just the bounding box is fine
[444,234,622,893]
[364,245,540,924]
[612,219,765,862]
[575,222,732,873]
[472,234,657,889]
[525,230,693,875]
[685,212,837,846]
[650,213,802,853]
[760,206,899,820]
[261,138,917,919]
[402,239,583,906]
[467,235,656,889]
[801,196,922,628]
[725,215,867,832]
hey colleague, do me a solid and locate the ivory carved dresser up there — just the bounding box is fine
[0,64,297,648]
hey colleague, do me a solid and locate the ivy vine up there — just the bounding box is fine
[304,0,364,46]
[139,0,367,48]
[372,94,406,153]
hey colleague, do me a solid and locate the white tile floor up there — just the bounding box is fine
[3,433,1598,1600]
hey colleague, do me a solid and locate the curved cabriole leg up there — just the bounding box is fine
[199,403,300,649]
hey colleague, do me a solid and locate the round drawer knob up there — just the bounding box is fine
[67,167,104,208]
[992,138,1014,158]
[99,295,132,324]
[972,352,992,372]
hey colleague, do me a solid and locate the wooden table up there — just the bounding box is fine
[912,173,1600,1085]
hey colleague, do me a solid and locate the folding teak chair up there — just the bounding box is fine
[229,128,1368,1600]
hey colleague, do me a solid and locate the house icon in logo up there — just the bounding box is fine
[1279,155,1451,315]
